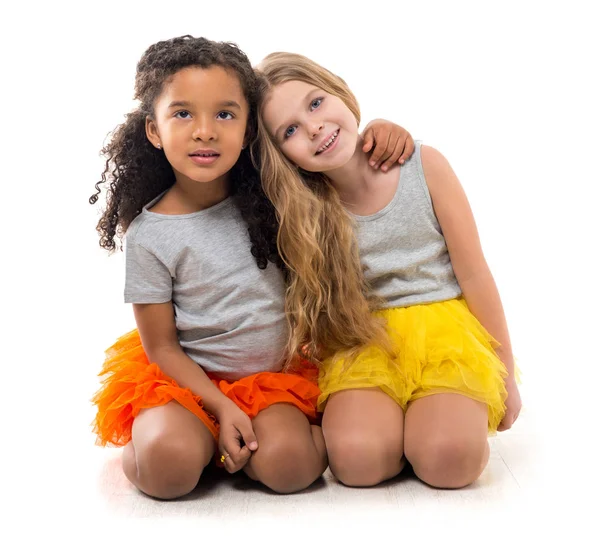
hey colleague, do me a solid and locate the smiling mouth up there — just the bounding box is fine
[316,129,339,154]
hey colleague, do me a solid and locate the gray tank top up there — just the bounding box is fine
[350,141,462,308]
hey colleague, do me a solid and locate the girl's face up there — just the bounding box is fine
[262,80,358,172]
[146,66,248,186]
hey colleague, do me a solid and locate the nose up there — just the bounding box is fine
[307,120,324,139]
[192,116,217,141]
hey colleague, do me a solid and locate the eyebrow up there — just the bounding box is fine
[275,89,315,140]
[167,100,193,109]
[218,100,242,110]
[167,99,242,110]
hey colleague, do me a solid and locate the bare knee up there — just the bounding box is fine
[327,431,404,487]
[123,433,210,499]
[247,427,326,494]
[406,435,489,489]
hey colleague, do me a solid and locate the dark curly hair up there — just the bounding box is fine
[89,35,283,271]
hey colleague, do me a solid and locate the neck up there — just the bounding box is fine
[171,173,230,213]
[322,136,377,203]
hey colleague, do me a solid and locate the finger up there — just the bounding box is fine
[221,434,243,464]
[381,136,405,172]
[219,447,233,471]
[496,416,506,432]
[221,441,251,472]
[370,132,392,169]
[232,445,253,472]
[497,417,511,432]
[398,135,415,165]
[239,423,258,452]
[362,128,374,153]
[223,453,241,474]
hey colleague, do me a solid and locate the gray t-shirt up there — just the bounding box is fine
[124,194,289,380]
[351,141,462,308]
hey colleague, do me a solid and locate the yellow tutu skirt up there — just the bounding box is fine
[318,298,509,432]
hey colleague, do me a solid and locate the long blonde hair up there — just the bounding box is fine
[253,52,390,366]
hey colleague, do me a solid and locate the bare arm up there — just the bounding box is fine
[361,119,415,171]
[133,301,237,418]
[420,145,515,377]
[134,301,259,466]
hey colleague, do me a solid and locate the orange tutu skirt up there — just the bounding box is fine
[92,329,321,447]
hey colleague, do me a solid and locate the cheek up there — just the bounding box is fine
[286,142,313,169]
[228,123,247,146]
[166,125,188,144]
[342,110,358,133]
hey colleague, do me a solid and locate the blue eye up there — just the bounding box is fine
[175,110,191,119]
[217,111,234,120]
[284,126,297,138]
[310,98,323,110]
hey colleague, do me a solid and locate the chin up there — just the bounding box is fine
[321,149,355,172]
[317,162,344,173]
[183,171,223,184]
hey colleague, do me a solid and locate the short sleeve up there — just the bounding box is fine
[124,237,173,303]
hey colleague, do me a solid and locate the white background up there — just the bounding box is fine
[1,0,598,539]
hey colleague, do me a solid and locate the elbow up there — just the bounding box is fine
[143,343,182,366]
[454,259,492,285]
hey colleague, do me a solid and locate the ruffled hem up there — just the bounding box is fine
[92,329,320,447]
[92,331,218,447]
[318,298,509,432]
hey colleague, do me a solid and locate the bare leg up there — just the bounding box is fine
[243,404,327,494]
[404,393,489,489]
[322,388,405,487]
[122,400,216,499]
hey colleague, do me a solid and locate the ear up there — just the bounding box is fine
[145,116,162,149]
[242,127,251,150]
[243,115,258,151]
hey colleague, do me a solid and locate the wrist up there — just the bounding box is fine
[211,397,238,420]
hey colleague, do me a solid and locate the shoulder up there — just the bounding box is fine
[400,141,454,184]
[125,212,167,254]
[420,145,453,178]
[126,212,150,245]
[418,144,462,198]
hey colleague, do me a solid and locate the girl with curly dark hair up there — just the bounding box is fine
[90,35,412,499]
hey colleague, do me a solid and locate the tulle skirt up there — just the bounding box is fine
[92,329,320,447]
[318,298,510,432]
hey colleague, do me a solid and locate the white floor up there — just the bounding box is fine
[93,416,526,519]
[9,380,592,543]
